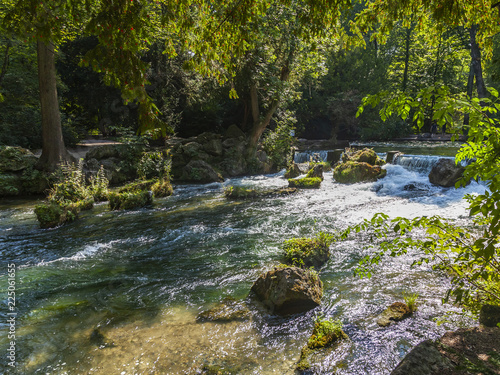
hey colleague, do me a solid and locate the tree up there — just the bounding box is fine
[1,0,180,170]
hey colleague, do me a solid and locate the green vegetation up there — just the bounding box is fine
[288,177,322,189]
[403,292,419,313]
[297,316,347,370]
[283,232,334,268]
[108,190,153,211]
[333,161,387,184]
[344,88,500,316]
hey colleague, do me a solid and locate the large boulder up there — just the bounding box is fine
[479,304,500,327]
[345,148,384,166]
[390,340,453,375]
[391,326,500,375]
[0,146,38,172]
[428,158,465,187]
[333,161,386,183]
[250,266,322,316]
[181,160,224,183]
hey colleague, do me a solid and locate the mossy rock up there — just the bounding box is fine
[283,237,331,269]
[377,302,412,327]
[0,146,38,172]
[285,163,301,179]
[297,318,348,371]
[224,186,297,199]
[196,296,251,323]
[288,177,322,189]
[34,203,76,229]
[306,164,324,180]
[250,266,323,316]
[108,190,153,210]
[151,179,173,198]
[345,148,385,166]
[118,179,156,193]
[333,161,386,183]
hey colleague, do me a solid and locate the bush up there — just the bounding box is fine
[88,165,109,202]
[48,161,90,204]
[262,110,297,170]
[288,177,322,188]
[137,150,172,180]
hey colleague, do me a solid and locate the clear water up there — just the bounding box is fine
[0,151,485,375]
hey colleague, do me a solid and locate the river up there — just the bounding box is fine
[0,142,486,374]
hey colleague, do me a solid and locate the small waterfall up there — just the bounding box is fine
[392,154,454,174]
[294,150,331,163]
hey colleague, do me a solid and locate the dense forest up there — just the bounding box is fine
[1,0,499,159]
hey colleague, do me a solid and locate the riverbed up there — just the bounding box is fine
[0,145,486,374]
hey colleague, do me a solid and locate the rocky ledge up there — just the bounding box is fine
[391,326,500,375]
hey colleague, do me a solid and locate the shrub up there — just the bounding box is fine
[48,161,90,204]
[137,150,171,180]
[288,177,322,189]
[88,165,109,202]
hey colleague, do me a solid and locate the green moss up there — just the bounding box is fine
[283,232,333,268]
[333,161,386,183]
[296,346,312,370]
[224,186,259,199]
[118,179,156,193]
[34,202,79,229]
[108,190,153,210]
[307,317,347,349]
[151,179,173,198]
[288,177,322,189]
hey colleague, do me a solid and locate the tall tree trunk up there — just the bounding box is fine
[470,25,487,99]
[36,40,73,171]
[463,63,475,133]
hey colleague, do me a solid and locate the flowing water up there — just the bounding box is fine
[0,143,487,375]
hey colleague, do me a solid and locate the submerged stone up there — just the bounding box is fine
[196,296,250,323]
[250,266,322,316]
[376,302,412,327]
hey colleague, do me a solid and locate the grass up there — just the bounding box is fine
[403,291,419,313]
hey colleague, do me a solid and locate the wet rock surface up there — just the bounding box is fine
[250,266,322,316]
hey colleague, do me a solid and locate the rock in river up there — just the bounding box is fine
[250,266,322,316]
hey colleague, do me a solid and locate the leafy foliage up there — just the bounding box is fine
[261,110,297,170]
[346,86,500,315]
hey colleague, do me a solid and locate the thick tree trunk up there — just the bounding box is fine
[470,25,487,99]
[36,40,73,171]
